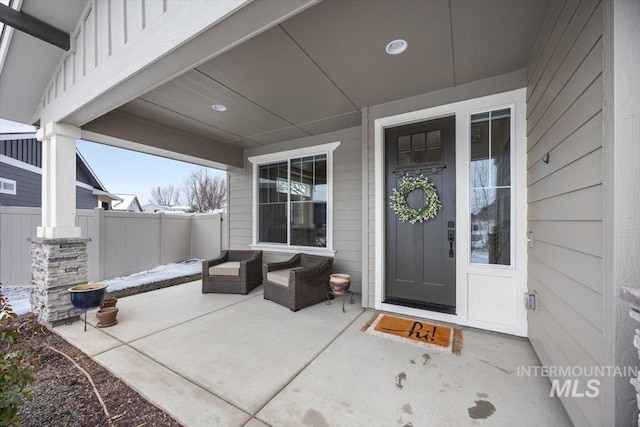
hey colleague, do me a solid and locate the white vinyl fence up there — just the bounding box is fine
[0,207,226,285]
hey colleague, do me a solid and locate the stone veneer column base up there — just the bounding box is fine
[29,237,91,327]
[620,287,640,426]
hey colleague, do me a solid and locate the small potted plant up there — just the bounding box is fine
[329,274,351,294]
[96,306,118,328]
[100,296,118,309]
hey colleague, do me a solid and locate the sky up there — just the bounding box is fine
[76,141,226,205]
[0,119,226,205]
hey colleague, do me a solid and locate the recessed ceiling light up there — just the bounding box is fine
[386,39,408,55]
[212,104,227,112]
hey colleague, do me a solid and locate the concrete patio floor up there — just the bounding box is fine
[54,280,571,426]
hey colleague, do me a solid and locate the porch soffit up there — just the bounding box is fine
[1,0,553,166]
[110,0,552,152]
[0,0,87,124]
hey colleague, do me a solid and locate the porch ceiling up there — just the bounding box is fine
[1,0,553,163]
[103,0,552,149]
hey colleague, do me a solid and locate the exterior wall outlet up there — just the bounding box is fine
[524,292,536,310]
[527,231,534,248]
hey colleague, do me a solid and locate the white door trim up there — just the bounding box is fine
[373,89,528,336]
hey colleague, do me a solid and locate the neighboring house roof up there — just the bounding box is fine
[142,203,194,213]
[76,148,107,192]
[168,205,192,212]
[142,203,166,210]
[93,189,122,204]
[112,194,143,212]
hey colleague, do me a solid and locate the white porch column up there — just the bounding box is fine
[36,122,81,238]
[604,0,640,425]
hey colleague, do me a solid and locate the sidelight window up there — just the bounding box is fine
[470,108,512,266]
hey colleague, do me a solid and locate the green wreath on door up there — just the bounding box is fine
[389,175,442,224]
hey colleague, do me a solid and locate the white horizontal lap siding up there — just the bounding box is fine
[228,172,253,248]
[525,1,603,426]
[228,127,363,292]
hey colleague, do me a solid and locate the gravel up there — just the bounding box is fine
[8,317,183,427]
[2,265,201,426]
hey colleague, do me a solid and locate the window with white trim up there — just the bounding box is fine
[249,141,340,253]
[0,177,16,195]
[470,107,513,266]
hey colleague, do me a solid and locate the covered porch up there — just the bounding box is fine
[1,0,639,425]
[55,280,570,426]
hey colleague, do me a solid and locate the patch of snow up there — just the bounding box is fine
[1,285,31,316]
[102,259,202,292]
[0,259,203,316]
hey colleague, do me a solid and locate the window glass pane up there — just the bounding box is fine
[313,157,327,202]
[289,158,302,201]
[260,204,287,244]
[289,155,327,247]
[290,156,313,202]
[412,133,426,149]
[259,165,270,203]
[413,149,426,164]
[258,154,328,248]
[470,109,512,266]
[398,151,411,166]
[426,130,441,148]
[265,162,287,203]
[427,147,442,163]
[398,135,411,151]
[491,109,511,187]
[277,162,287,202]
[259,162,287,244]
[470,113,490,188]
[470,188,511,265]
[290,202,327,247]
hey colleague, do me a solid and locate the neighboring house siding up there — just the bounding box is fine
[229,126,363,291]
[2,137,99,188]
[0,162,41,207]
[525,1,603,426]
[0,161,99,209]
[76,166,93,186]
[76,187,97,210]
[0,138,41,167]
[364,70,528,308]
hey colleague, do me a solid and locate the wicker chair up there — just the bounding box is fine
[202,250,263,295]
[263,253,333,311]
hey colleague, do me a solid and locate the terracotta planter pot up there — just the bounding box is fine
[329,274,351,294]
[100,297,118,309]
[96,307,118,328]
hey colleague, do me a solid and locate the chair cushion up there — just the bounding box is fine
[267,267,301,287]
[209,261,240,276]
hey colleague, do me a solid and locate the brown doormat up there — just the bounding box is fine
[362,313,462,355]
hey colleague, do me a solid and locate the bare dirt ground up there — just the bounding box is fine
[11,317,182,427]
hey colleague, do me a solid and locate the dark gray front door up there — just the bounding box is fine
[384,116,456,314]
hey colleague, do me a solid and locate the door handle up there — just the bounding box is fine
[448,229,454,257]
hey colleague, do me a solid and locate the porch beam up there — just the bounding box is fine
[0,3,69,51]
[40,0,319,127]
[81,110,243,170]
